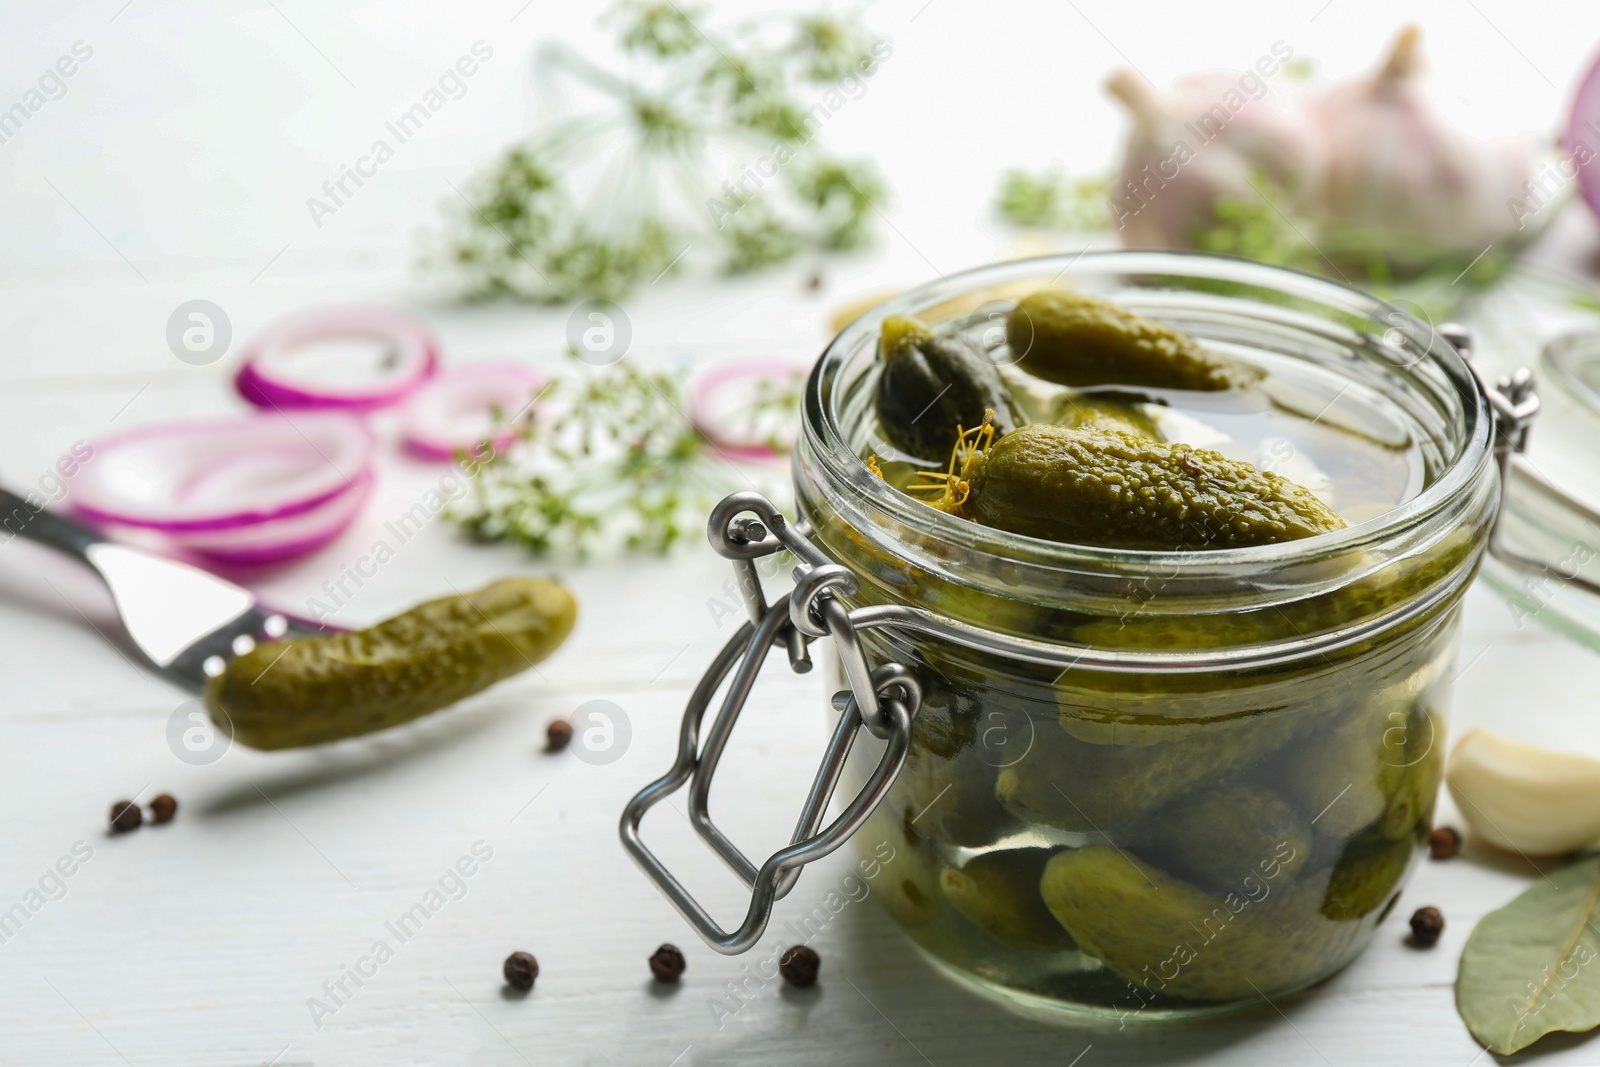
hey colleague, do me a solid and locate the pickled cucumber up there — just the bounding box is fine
[997,705,1312,832]
[1133,784,1310,891]
[1378,704,1444,841]
[905,670,982,761]
[1051,394,1163,440]
[1007,288,1254,391]
[956,425,1345,550]
[1271,699,1442,844]
[874,809,947,929]
[939,849,1076,951]
[874,313,1020,462]
[879,856,945,928]
[206,577,577,749]
[1072,528,1478,654]
[1269,702,1396,842]
[1320,829,1416,921]
[1040,846,1363,1001]
[895,745,1010,849]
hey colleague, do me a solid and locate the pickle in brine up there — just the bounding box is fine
[1133,784,1311,891]
[1040,846,1362,1002]
[1051,393,1163,440]
[874,314,1020,462]
[1271,699,1442,845]
[998,705,1312,833]
[1007,288,1255,391]
[955,425,1345,550]
[895,747,1010,849]
[939,848,1076,951]
[872,809,946,929]
[1320,828,1416,921]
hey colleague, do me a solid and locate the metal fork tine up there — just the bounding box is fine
[1,492,333,692]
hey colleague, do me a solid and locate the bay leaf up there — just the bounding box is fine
[1456,855,1600,1055]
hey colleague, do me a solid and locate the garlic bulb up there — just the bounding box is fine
[1310,25,1534,254]
[1105,64,1317,249]
[1445,728,1600,856]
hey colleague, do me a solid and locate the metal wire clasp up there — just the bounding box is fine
[619,492,922,955]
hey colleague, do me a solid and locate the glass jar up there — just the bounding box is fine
[790,251,1498,1018]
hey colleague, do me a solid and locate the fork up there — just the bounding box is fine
[0,488,326,692]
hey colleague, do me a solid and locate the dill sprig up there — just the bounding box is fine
[995,168,1113,231]
[448,351,799,555]
[432,3,891,304]
[909,411,995,515]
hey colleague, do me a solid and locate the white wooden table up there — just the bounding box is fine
[6,2,1600,1063]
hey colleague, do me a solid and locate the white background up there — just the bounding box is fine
[4,1,1600,1064]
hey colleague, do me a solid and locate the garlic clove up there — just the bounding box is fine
[1167,71,1319,193]
[1104,67,1314,251]
[1309,24,1535,255]
[1105,69,1242,250]
[1445,727,1600,856]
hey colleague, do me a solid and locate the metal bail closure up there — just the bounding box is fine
[619,492,922,955]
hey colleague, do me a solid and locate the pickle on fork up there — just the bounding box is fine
[206,577,576,749]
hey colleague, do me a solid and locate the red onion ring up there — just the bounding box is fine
[236,307,439,411]
[94,471,373,568]
[1570,52,1600,221]
[159,472,373,566]
[689,360,809,461]
[68,412,374,533]
[399,362,547,462]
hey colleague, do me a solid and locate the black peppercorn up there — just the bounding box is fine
[109,799,141,834]
[149,794,178,825]
[546,719,573,752]
[503,950,539,990]
[649,943,686,983]
[1409,906,1445,947]
[1428,826,1461,860]
[779,945,820,988]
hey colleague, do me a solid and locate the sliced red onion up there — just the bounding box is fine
[161,472,373,566]
[69,412,374,533]
[236,307,439,411]
[93,472,373,568]
[1570,52,1600,220]
[399,362,547,462]
[690,360,809,460]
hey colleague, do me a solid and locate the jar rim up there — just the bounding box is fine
[801,250,1495,576]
